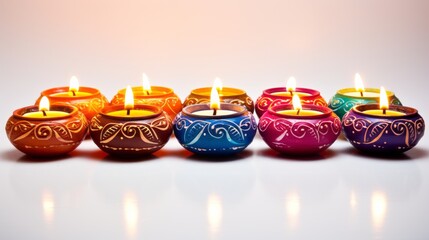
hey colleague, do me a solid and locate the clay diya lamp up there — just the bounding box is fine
[328,73,402,120]
[6,96,88,157]
[90,86,173,156]
[35,76,109,121]
[183,78,254,113]
[342,87,424,154]
[110,73,182,120]
[174,86,257,155]
[258,94,341,155]
[255,77,327,118]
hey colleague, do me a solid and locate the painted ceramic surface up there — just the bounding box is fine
[258,104,341,155]
[255,87,327,118]
[174,104,257,155]
[6,105,88,156]
[36,86,109,121]
[183,87,254,113]
[90,105,173,156]
[328,88,402,120]
[342,104,424,154]
[111,86,182,120]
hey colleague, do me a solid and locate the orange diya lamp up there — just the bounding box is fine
[35,76,109,121]
[110,73,182,120]
[6,96,88,157]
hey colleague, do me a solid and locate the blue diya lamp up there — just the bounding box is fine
[342,103,424,154]
[173,103,257,155]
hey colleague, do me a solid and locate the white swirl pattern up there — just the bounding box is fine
[258,117,341,143]
[175,117,257,146]
[329,97,402,114]
[90,115,171,145]
[256,96,327,113]
[343,114,424,147]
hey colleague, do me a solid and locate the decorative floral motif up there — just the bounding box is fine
[73,97,108,115]
[343,114,424,147]
[89,108,173,156]
[342,115,371,132]
[257,106,341,155]
[183,97,254,112]
[182,97,209,105]
[259,117,341,143]
[6,115,87,143]
[6,110,88,156]
[175,117,256,146]
[328,97,360,113]
[174,111,257,154]
[90,115,171,145]
[38,94,109,121]
[328,95,402,120]
[113,96,179,110]
[256,95,327,117]
[245,96,254,107]
[182,97,200,106]
[111,95,182,119]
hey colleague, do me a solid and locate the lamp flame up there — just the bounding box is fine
[69,76,80,93]
[354,73,365,94]
[286,76,297,93]
[379,86,388,111]
[39,96,50,112]
[292,94,302,112]
[142,73,152,95]
[213,77,223,92]
[210,86,220,110]
[125,85,134,110]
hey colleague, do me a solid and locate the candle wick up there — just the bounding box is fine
[127,109,131,116]
[213,109,217,116]
[42,110,47,117]
[289,90,293,96]
[296,109,301,115]
[72,91,76,96]
[146,90,150,96]
[360,91,363,97]
[383,108,386,115]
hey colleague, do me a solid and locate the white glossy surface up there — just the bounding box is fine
[1,0,429,239]
[1,137,428,240]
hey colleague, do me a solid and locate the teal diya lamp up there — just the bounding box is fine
[328,73,402,120]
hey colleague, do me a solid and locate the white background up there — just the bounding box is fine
[1,1,429,239]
